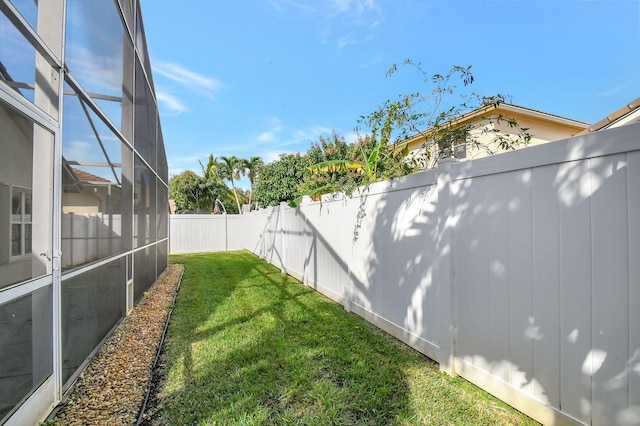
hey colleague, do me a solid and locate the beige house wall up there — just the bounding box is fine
[400,105,588,168]
[62,184,122,215]
[63,192,102,215]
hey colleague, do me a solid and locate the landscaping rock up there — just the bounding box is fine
[52,264,183,425]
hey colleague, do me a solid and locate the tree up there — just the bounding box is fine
[200,154,243,214]
[306,132,353,164]
[200,154,218,183]
[254,153,311,207]
[219,155,244,214]
[169,155,243,214]
[252,132,414,208]
[306,134,397,185]
[243,156,264,210]
[296,132,358,201]
[169,171,212,213]
[293,133,414,206]
[358,62,531,170]
[198,154,221,210]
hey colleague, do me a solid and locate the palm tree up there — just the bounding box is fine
[219,155,244,214]
[199,154,231,212]
[243,156,264,210]
[199,154,218,182]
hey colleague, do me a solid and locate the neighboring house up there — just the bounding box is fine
[61,165,124,268]
[62,164,122,215]
[577,97,640,134]
[396,103,589,169]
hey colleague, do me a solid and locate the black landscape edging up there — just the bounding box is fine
[136,266,184,426]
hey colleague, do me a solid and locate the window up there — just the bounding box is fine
[437,137,467,160]
[11,188,32,257]
[454,141,467,159]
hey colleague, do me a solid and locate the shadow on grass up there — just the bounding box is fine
[163,251,536,425]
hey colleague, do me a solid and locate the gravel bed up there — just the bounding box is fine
[52,263,184,425]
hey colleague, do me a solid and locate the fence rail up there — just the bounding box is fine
[169,122,640,426]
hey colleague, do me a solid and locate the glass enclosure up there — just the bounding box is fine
[0,102,53,289]
[61,258,126,386]
[61,83,132,270]
[0,0,168,423]
[0,12,38,104]
[0,286,52,422]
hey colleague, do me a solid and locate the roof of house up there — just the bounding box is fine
[397,102,588,146]
[577,97,640,135]
[448,102,588,128]
[62,161,113,193]
[71,168,111,184]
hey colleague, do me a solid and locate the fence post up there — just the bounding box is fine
[436,158,457,375]
[279,202,288,273]
[223,212,228,252]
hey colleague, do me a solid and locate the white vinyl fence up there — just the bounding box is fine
[169,122,640,426]
[61,213,122,268]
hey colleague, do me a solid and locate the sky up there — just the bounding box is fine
[139,0,640,189]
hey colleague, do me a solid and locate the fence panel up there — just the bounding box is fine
[507,169,535,395]
[531,165,562,406]
[61,213,122,268]
[590,153,630,423]
[558,159,593,423]
[169,215,226,254]
[355,175,441,355]
[628,150,640,424]
[297,200,350,304]
[241,207,274,256]
[281,206,309,281]
[450,123,640,425]
[260,206,283,268]
[226,215,250,252]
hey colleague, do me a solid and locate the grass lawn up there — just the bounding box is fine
[160,251,538,425]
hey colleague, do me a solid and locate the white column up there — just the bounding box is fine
[33,0,64,402]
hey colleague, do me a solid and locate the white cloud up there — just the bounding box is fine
[266,116,284,126]
[168,151,212,176]
[599,84,626,98]
[0,24,36,70]
[267,0,379,19]
[166,119,338,178]
[262,151,293,164]
[255,125,335,163]
[337,34,352,49]
[153,61,223,99]
[289,125,333,145]
[266,0,382,49]
[64,140,94,162]
[156,91,188,114]
[369,18,384,29]
[256,118,284,143]
[343,131,360,144]
[258,132,276,142]
[65,43,123,94]
[359,53,384,69]
[332,0,376,13]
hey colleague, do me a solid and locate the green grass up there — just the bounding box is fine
[160,251,538,425]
